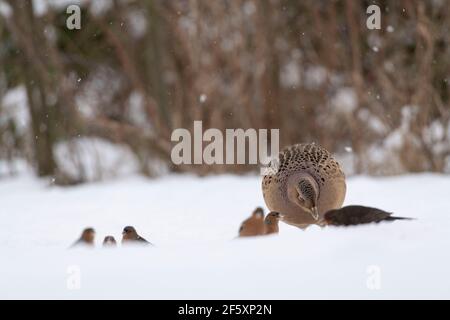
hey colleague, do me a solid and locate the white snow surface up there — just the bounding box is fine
[1,172,450,299]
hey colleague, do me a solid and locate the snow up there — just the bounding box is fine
[0,0,12,18]
[243,1,256,16]
[88,0,112,17]
[358,109,387,135]
[126,9,148,39]
[280,61,300,88]
[384,106,420,150]
[54,137,140,182]
[423,120,445,143]
[1,172,450,299]
[1,86,30,133]
[74,67,124,119]
[32,0,48,16]
[199,94,207,104]
[0,159,30,177]
[127,92,148,128]
[331,87,358,114]
[304,65,328,89]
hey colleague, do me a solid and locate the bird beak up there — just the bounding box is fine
[311,207,319,221]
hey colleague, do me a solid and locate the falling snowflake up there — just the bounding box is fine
[199,94,207,103]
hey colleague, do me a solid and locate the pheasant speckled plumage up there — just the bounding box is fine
[262,143,346,228]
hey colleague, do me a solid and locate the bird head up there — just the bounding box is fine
[288,174,320,221]
[265,212,283,225]
[81,227,95,243]
[103,236,117,246]
[122,226,138,240]
[252,207,265,219]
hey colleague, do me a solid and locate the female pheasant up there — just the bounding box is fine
[262,143,346,228]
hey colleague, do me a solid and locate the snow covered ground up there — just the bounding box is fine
[1,169,450,299]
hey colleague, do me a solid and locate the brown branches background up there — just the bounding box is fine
[0,0,449,181]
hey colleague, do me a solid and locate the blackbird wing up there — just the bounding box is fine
[324,205,412,226]
[137,236,153,245]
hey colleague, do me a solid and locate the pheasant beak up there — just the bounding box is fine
[311,207,319,221]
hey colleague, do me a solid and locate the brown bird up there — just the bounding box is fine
[324,205,413,226]
[122,226,152,245]
[238,207,266,237]
[264,212,282,235]
[71,227,95,248]
[103,236,117,247]
[262,143,346,228]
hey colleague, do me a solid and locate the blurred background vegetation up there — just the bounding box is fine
[0,0,449,184]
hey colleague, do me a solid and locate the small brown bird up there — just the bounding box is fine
[324,205,412,226]
[103,236,117,247]
[122,226,152,245]
[264,212,282,235]
[238,207,266,237]
[71,227,95,248]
